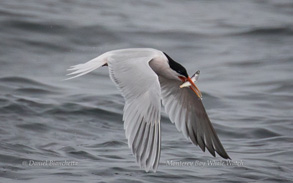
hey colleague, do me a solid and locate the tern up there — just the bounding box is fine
[67,48,230,172]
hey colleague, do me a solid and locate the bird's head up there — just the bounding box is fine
[164,52,202,99]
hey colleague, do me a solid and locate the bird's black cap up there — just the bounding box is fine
[164,52,188,78]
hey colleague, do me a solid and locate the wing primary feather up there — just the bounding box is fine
[140,123,151,167]
[205,133,216,157]
[209,126,231,159]
[145,124,156,172]
[168,101,180,129]
[147,123,158,171]
[196,124,206,152]
[137,122,151,168]
[131,117,144,154]
[124,103,139,131]
[127,113,142,148]
[143,124,155,172]
[179,92,189,139]
[152,121,161,172]
[133,119,146,164]
[187,114,198,145]
[123,103,130,121]
[125,109,139,138]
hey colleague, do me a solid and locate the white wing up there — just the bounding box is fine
[159,77,230,159]
[107,49,162,172]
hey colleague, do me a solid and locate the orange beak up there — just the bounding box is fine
[187,77,202,99]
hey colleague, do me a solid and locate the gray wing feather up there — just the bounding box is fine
[107,50,162,172]
[159,77,230,159]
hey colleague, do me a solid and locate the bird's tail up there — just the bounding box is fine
[66,52,109,80]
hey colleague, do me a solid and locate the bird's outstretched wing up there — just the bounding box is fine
[107,49,162,172]
[159,77,230,159]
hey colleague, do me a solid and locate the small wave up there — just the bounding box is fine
[247,128,281,139]
[1,19,66,35]
[0,153,27,165]
[216,126,281,140]
[50,172,84,177]
[100,154,124,160]
[1,17,73,52]
[60,147,100,161]
[0,76,59,90]
[15,88,58,95]
[23,38,71,52]
[1,143,36,154]
[0,77,62,112]
[2,101,37,115]
[225,60,262,68]
[268,81,293,93]
[17,123,50,133]
[68,150,100,160]
[44,102,121,119]
[95,140,126,148]
[1,97,54,115]
[235,27,293,36]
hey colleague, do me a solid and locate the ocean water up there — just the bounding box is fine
[0,0,293,182]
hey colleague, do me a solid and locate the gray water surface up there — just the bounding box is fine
[0,0,293,182]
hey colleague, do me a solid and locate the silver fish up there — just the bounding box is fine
[180,70,200,88]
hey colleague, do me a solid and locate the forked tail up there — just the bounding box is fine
[66,52,108,80]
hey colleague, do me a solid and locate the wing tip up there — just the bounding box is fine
[215,148,231,160]
[221,153,231,160]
